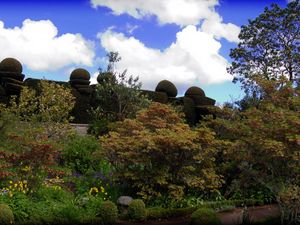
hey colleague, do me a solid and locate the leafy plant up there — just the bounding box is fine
[277,184,300,225]
[98,201,118,225]
[61,135,100,175]
[128,199,146,221]
[229,0,300,95]
[0,204,14,225]
[93,52,149,122]
[99,102,223,201]
[190,208,221,225]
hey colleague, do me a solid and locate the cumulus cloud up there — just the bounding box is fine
[91,0,240,42]
[98,25,232,91]
[0,19,95,71]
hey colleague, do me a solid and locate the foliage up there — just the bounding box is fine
[100,102,223,201]
[204,78,300,198]
[87,118,112,137]
[3,80,75,123]
[277,184,300,225]
[61,135,100,175]
[228,0,300,95]
[93,51,149,121]
[0,134,64,190]
[147,207,195,220]
[128,199,146,221]
[0,80,76,141]
[190,208,221,225]
[98,201,118,225]
[0,203,14,225]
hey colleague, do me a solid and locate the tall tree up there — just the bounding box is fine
[228,0,300,95]
[93,52,149,121]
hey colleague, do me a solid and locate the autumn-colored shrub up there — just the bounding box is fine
[100,102,223,200]
[0,135,62,189]
[204,78,300,198]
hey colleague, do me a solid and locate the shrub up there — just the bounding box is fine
[100,102,223,200]
[190,208,221,225]
[155,80,178,97]
[61,135,100,174]
[0,58,22,73]
[277,184,300,224]
[87,118,111,137]
[4,80,75,123]
[128,199,146,221]
[98,201,118,225]
[0,204,14,225]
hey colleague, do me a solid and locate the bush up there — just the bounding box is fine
[128,199,146,221]
[87,118,111,137]
[100,102,223,200]
[0,204,14,225]
[98,201,118,225]
[190,208,221,225]
[147,207,195,220]
[277,184,300,224]
[61,135,100,174]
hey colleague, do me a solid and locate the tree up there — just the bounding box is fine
[205,78,300,197]
[228,0,300,95]
[99,102,224,201]
[93,52,149,122]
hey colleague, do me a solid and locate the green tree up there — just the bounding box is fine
[93,52,149,122]
[99,102,224,201]
[228,0,300,95]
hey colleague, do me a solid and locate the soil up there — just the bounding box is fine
[116,204,280,225]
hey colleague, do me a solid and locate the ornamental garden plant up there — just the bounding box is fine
[0,2,299,224]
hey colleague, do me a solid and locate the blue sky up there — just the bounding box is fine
[0,0,289,104]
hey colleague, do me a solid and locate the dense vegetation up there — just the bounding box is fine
[0,1,299,225]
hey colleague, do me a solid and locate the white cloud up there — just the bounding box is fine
[98,25,232,91]
[0,19,95,71]
[201,13,240,43]
[91,0,240,43]
[91,0,217,26]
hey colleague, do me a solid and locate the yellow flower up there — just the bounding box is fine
[89,187,99,195]
[9,181,13,184]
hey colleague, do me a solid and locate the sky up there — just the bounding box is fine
[0,0,290,104]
